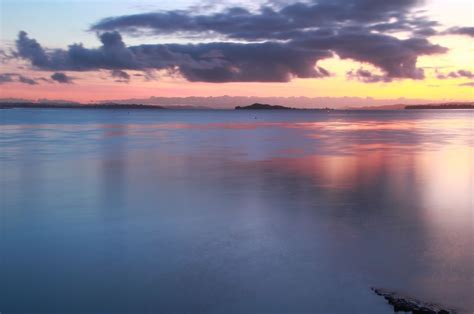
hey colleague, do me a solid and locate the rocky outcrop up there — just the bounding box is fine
[372,288,456,313]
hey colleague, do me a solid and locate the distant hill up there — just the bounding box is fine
[0,102,165,110]
[3,100,472,111]
[349,102,474,110]
[235,103,295,110]
[405,103,474,109]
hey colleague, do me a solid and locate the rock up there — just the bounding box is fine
[371,287,456,313]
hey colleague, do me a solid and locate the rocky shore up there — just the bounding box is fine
[372,288,456,313]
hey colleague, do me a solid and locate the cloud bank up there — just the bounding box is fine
[11,0,470,83]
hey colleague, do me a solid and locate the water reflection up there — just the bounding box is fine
[1,109,472,313]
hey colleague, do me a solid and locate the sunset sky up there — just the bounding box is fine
[0,0,473,105]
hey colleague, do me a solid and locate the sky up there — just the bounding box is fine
[0,0,473,106]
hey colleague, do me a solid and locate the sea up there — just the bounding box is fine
[1,108,473,313]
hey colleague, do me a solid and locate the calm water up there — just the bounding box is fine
[1,109,473,313]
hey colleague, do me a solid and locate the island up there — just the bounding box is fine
[235,103,295,110]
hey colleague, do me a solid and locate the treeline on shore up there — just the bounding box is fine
[0,102,165,110]
[405,103,474,109]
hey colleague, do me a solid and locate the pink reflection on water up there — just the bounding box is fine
[251,141,472,310]
[1,116,471,133]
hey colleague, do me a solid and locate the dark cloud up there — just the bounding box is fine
[13,0,449,83]
[0,73,15,84]
[111,69,130,83]
[447,27,474,37]
[0,73,38,85]
[455,70,474,79]
[14,31,332,82]
[297,31,446,79]
[16,31,50,67]
[51,72,74,83]
[18,75,38,85]
[347,69,392,83]
[459,82,474,87]
[165,42,331,82]
[92,0,435,40]
[437,69,474,79]
[16,31,137,71]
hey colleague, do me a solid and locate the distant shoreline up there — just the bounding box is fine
[0,103,165,110]
[405,104,474,110]
[1,102,473,111]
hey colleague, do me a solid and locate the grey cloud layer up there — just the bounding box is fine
[0,73,38,85]
[12,0,460,83]
[447,27,474,37]
[437,69,474,79]
[91,0,434,40]
[347,69,392,83]
[0,71,74,85]
[111,69,131,83]
[16,31,332,82]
